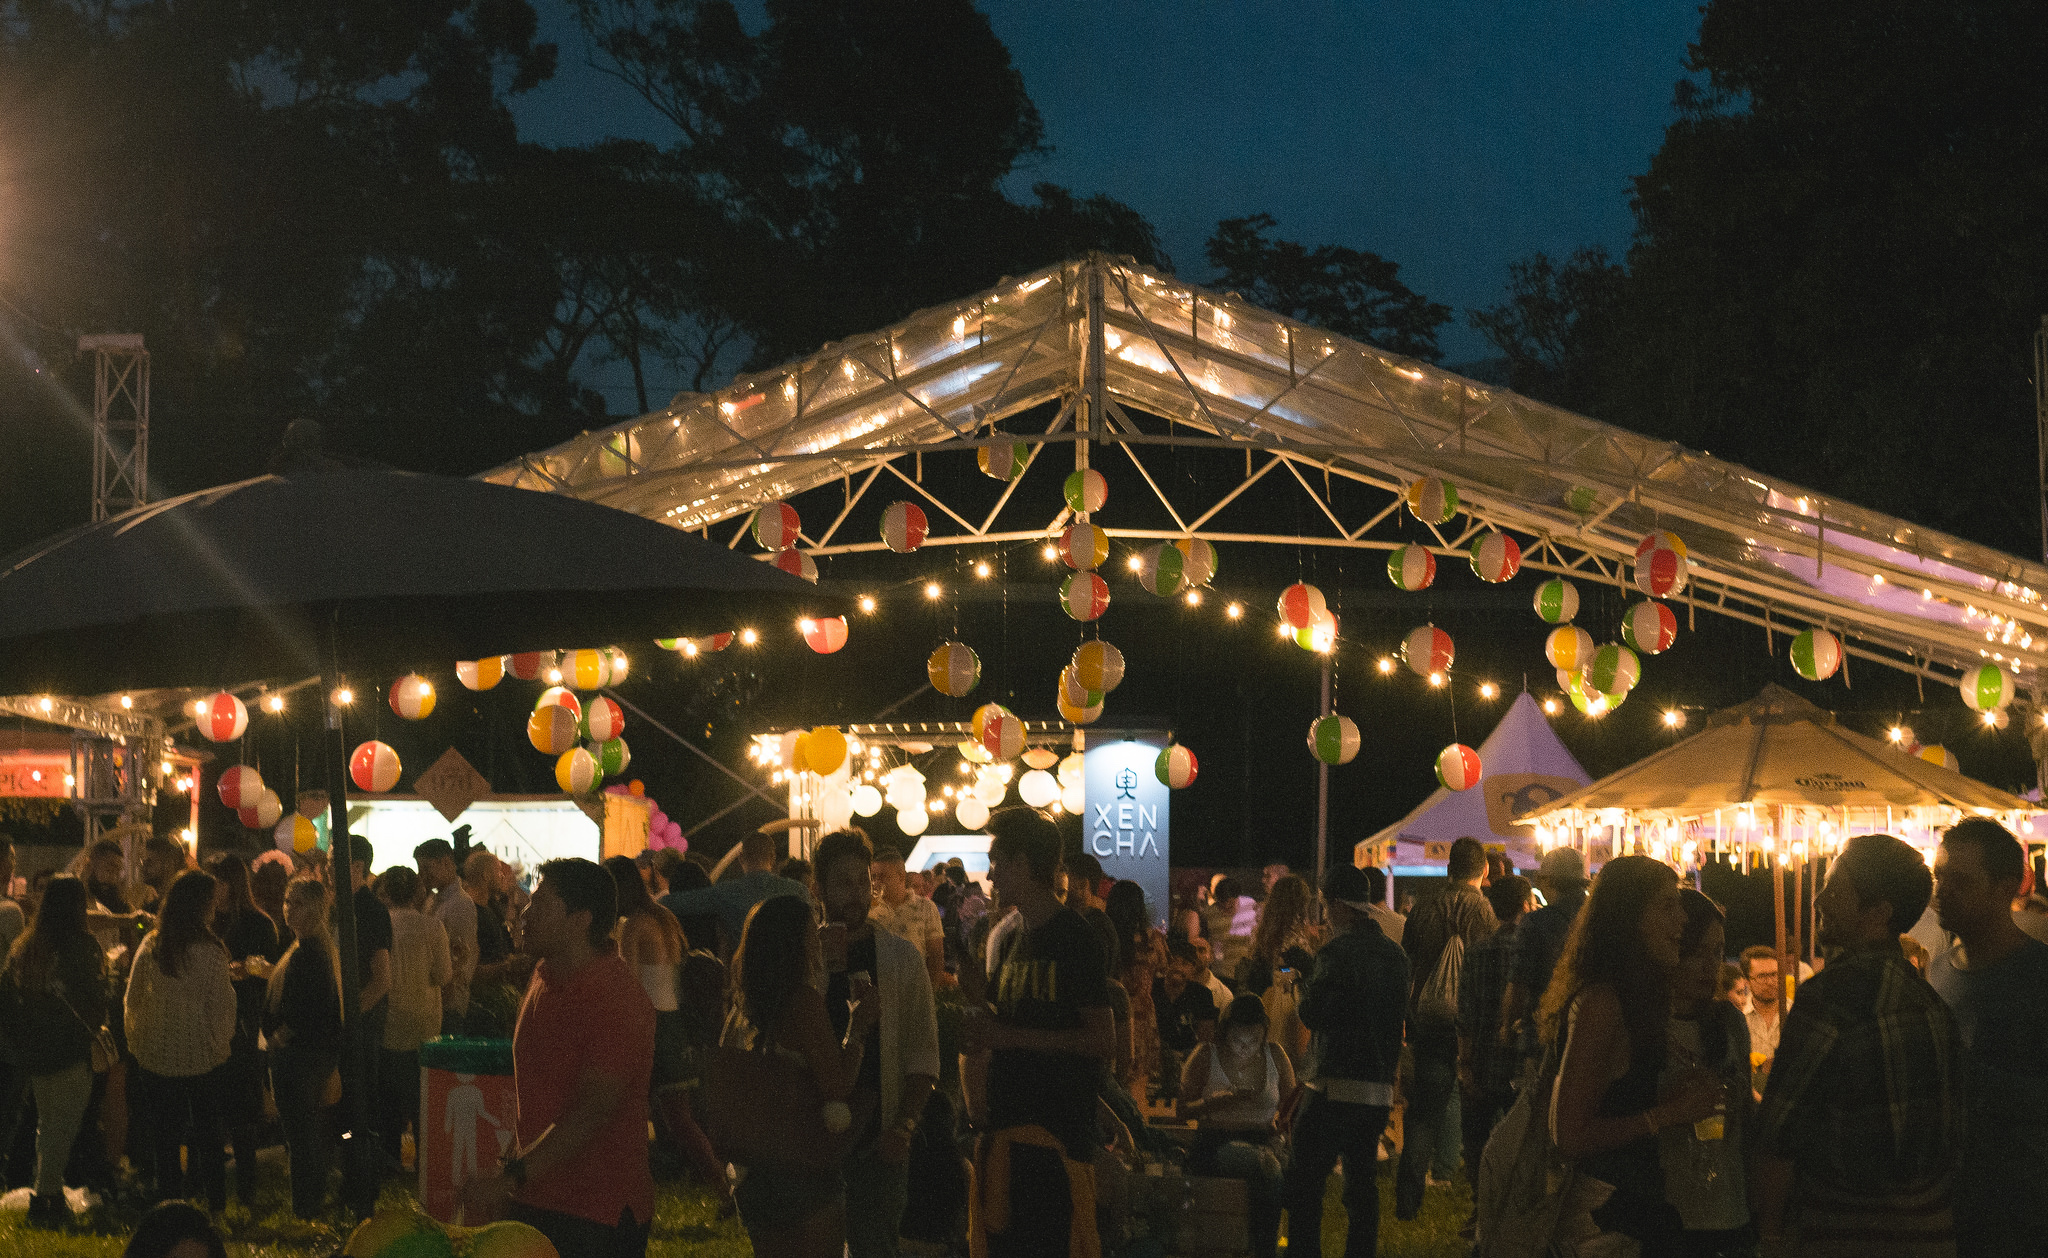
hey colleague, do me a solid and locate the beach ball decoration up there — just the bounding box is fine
[385,673,434,721]
[1469,531,1521,583]
[1401,625,1454,677]
[981,713,1026,762]
[535,686,582,720]
[590,737,632,778]
[1057,689,1104,725]
[198,692,248,743]
[1621,601,1679,656]
[1583,643,1641,695]
[978,440,1029,483]
[698,632,733,653]
[239,788,282,831]
[277,813,319,854]
[507,650,557,681]
[802,616,849,654]
[1919,744,1960,771]
[880,501,928,553]
[1018,769,1060,809]
[1061,572,1111,621]
[1277,582,1327,631]
[217,765,265,811]
[528,705,580,755]
[1533,579,1579,625]
[1308,714,1361,766]
[456,657,505,691]
[1065,468,1108,515]
[580,695,625,743]
[1563,486,1599,517]
[971,704,1013,746]
[1072,640,1126,693]
[1060,667,1104,710]
[1137,544,1186,596]
[1790,628,1842,682]
[607,647,630,683]
[1563,673,1623,717]
[1060,523,1108,570]
[752,502,801,551]
[1961,664,2013,712]
[1406,477,1459,525]
[555,748,600,794]
[802,726,848,776]
[1545,626,1595,673]
[1634,531,1689,597]
[927,642,981,697]
[1436,743,1482,791]
[1388,545,1436,591]
[1155,744,1199,789]
[1296,609,1338,652]
[349,741,401,793]
[773,550,819,583]
[1174,538,1219,587]
[563,648,611,690]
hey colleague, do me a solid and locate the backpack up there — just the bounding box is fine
[1416,932,1466,1027]
[1473,1041,1637,1257]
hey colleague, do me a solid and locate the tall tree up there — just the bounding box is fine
[1205,214,1450,361]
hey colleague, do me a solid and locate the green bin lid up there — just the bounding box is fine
[418,1036,514,1074]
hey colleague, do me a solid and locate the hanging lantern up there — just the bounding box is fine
[700,632,734,653]
[1563,486,1599,516]
[1961,664,2012,711]
[1405,477,1459,525]
[1060,572,1111,621]
[1060,522,1108,570]
[1790,628,1842,682]
[1060,666,1103,710]
[1072,640,1126,693]
[981,713,1025,761]
[277,813,319,854]
[1155,744,1198,789]
[773,550,819,583]
[589,736,632,778]
[955,797,991,830]
[1137,544,1186,596]
[1058,692,1105,725]
[1582,643,1641,695]
[851,784,883,817]
[385,673,435,720]
[580,695,625,743]
[1469,531,1522,583]
[879,501,929,553]
[349,741,401,793]
[1634,531,1689,597]
[1061,781,1086,812]
[198,692,248,743]
[1276,582,1327,631]
[927,642,981,697]
[528,705,580,755]
[1058,752,1086,788]
[1018,769,1060,809]
[555,747,601,794]
[957,739,992,765]
[1401,625,1454,677]
[803,726,848,775]
[971,704,1013,745]
[897,805,930,837]
[535,686,583,720]
[1387,544,1436,591]
[1436,743,1483,791]
[1307,714,1361,766]
[1919,744,1960,771]
[1295,608,1338,653]
[802,616,849,654]
[239,788,283,831]
[607,647,630,684]
[507,650,557,681]
[1174,538,1219,587]
[752,502,801,551]
[1064,468,1108,515]
[978,440,1029,483]
[1533,578,1579,625]
[456,657,505,691]
[563,648,612,690]
[1621,601,1679,655]
[1545,626,1595,672]
[218,765,266,811]
[1022,747,1059,770]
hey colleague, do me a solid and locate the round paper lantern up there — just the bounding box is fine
[350,741,401,793]
[956,798,991,830]
[1057,693,1104,725]
[535,686,583,719]
[1533,578,1579,625]
[1401,625,1454,677]
[217,765,265,811]
[507,650,557,681]
[1295,609,1338,653]
[927,642,981,697]
[1277,582,1327,631]
[528,705,580,755]
[1174,538,1218,587]
[1634,531,1690,597]
[563,648,612,690]
[753,502,801,551]
[1137,544,1185,596]
[1061,782,1085,813]
[897,806,930,837]
[1060,523,1108,570]
[975,771,1010,807]
[1388,544,1436,591]
[1469,531,1521,583]
[1436,743,1482,791]
[277,814,318,854]
[1018,769,1060,809]
[1583,643,1641,695]
[978,441,1029,483]
[239,788,282,831]
[1072,640,1126,693]
[586,737,630,778]
[1060,572,1111,621]
[580,695,625,743]
[1919,744,1960,771]
[957,739,992,765]
[1064,468,1107,515]
[1790,628,1842,682]
[850,784,883,817]
[555,747,600,794]
[1060,666,1103,709]
[1961,664,2012,712]
[607,647,630,683]
[389,673,436,720]
[1155,745,1198,789]
[456,657,505,691]
[802,616,849,654]
[1307,714,1361,766]
[198,692,248,743]
[1022,747,1059,770]
[1406,477,1459,525]
[773,550,819,584]
[1058,753,1086,788]
[981,713,1025,761]
[803,726,848,776]
[1621,601,1679,655]
[1545,626,1595,672]
[880,501,928,553]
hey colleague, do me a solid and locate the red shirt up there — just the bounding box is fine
[512,951,655,1225]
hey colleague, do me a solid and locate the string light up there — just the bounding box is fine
[798,618,817,634]
[1377,657,1395,674]
[1185,590,1203,606]
[546,668,563,684]
[118,695,132,709]
[1542,698,1560,715]
[858,595,877,613]
[739,628,759,645]
[1226,602,1242,619]
[975,561,991,579]
[265,694,286,713]
[1126,555,1144,571]
[1663,710,1683,728]
[332,687,354,706]
[1478,682,1498,699]
[925,582,942,600]
[1042,544,1058,561]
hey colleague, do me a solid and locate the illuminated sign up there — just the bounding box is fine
[1082,740,1171,929]
[0,753,69,799]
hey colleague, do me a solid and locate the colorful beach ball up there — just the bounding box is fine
[802,616,849,654]
[588,738,633,779]
[1060,572,1111,621]
[971,704,1014,745]
[1565,673,1621,717]
[1406,477,1459,525]
[387,675,436,718]
[1295,609,1338,653]
[1583,643,1641,695]
[349,741,401,793]
[1388,545,1436,592]
[608,647,630,683]
[880,501,928,553]
[456,657,505,691]
[239,788,282,831]
[802,726,848,776]
[535,686,582,720]
[1545,626,1596,673]
[1961,664,2013,712]
[1137,544,1186,596]
[978,440,1029,483]
[217,765,265,812]
[277,814,319,854]
[1174,538,1219,588]
[1533,579,1579,625]
[927,642,981,697]
[198,692,248,743]
[1307,715,1361,766]
[580,695,625,743]
[1277,582,1327,631]
[753,502,801,551]
[1065,468,1108,515]
[507,650,557,681]
[1435,743,1482,791]
[1155,745,1199,789]
[1401,626,1454,677]
[981,713,1025,762]
[1058,691,1104,725]
[1469,531,1522,584]
[1634,531,1689,598]
[555,747,601,794]
[1621,601,1678,656]
[1919,744,1960,771]
[774,550,819,583]
[1790,628,1842,682]
[528,705,580,755]
[1060,523,1108,570]
[564,648,612,690]
[1072,640,1126,693]
[1060,666,1104,710]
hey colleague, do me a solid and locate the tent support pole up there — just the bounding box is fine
[1315,649,1331,889]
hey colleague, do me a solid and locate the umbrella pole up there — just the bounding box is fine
[322,636,375,1216]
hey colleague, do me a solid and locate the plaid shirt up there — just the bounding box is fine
[1755,941,1961,1197]
[1456,924,1518,1094]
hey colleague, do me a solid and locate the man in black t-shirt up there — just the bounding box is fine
[965,810,1113,1258]
[1152,935,1217,1098]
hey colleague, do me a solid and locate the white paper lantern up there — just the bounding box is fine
[974,773,1008,807]
[1018,769,1060,809]
[955,798,991,830]
[850,784,883,817]
[1061,782,1086,813]
[896,806,929,837]
[1058,752,1087,789]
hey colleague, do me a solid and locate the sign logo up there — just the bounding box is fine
[1793,772,1864,791]
[1083,741,1172,930]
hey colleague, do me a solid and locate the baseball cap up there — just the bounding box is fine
[1324,864,1376,911]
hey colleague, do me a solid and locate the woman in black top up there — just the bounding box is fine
[204,852,280,1208]
[264,879,342,1219]
[2,876,107,1226]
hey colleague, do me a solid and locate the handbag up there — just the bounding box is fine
[699,1035,876,1171]
[53,990,117,1075]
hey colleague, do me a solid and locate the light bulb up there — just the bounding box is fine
[858,596,876,613]
[1226,603,1243,619]
[925,582,942,600]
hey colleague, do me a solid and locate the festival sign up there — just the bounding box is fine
[1082,739,1172,929]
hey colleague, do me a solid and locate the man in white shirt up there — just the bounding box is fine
[1191,935,1234,1011]
[415,838,477,1025]
[871,844,946,985]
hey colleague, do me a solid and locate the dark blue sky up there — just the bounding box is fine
[511,0,1705,405]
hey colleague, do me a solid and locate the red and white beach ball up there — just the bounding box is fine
[349,741,401,793]
[555,748,601,794]
[1621,601,1678,655]
[753,502,801,551]
[580,694,625,743]
[971,704,1013,745]
[1436,743,1482,791]
[198,692,247,743]
[1406,477,1460,525]
[239,788,282,831]
[1072,640,1126,693]
[507,650,557,681]
[927,642,980,697]
[1155,744,1199,789]
[1401,625,1455,677]
[1545,626,1595,673]
[1174,538,1219,588]
[389,673,436,720]
[456,657,505,691]
[217,765,265,811]
[1634,531,1689,598]
[1469,531,1522,584]
[1277,582,1327,631]
[1060,523,1108,570]
[802,616,849,654]
[1388,544,1436,591]
[1065,468,1108,515]
[880,501,928,553]
[528,705,580,755]
[774,550,819,583]
[981,713,1025,761]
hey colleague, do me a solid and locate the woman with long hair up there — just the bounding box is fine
[202,851,279,1208]
[1177,995,1297,1258]
[722,893,876,1258]
[1661,889,1753,1255]
[1105,880,1165,1099]
[265,878,343,1218]
[2,876,107,1226]
[1239,873,1317,1056]
[123,869,235,1210]
[1540,855,1723,1250]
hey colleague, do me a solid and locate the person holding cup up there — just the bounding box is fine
[1659,888,1753,1255]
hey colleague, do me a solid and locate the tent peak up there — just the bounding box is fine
[1704,683,1834,730]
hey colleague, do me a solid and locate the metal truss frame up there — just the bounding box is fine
[80,334,149,523]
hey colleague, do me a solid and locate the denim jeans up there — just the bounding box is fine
[272,1046,336,1219]
[1395,1032,1457,1220]
[28,1062,92,1199]
[843,1138,910,1258]
[1283,1092,1391,1258]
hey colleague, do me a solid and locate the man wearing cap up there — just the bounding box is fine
[415,838,478,1028]
[1501,847,1590,1066]
[1283,864,1410,1258]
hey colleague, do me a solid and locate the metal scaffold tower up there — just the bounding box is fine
[80,333,148,521]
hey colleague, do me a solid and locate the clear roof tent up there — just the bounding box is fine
[482,253,2047,694]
